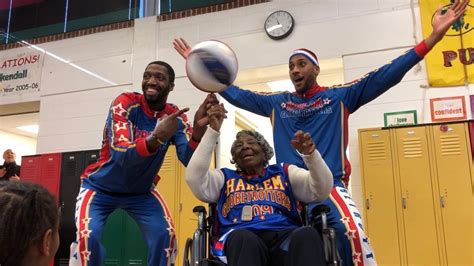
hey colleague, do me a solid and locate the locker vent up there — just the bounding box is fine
[367,141,386,161]
[43,162,58,180]
[160,153,174,171]
[440,135,461,156]
[21,167,37,177]
[402,138,422,158]
[64,161,77,176]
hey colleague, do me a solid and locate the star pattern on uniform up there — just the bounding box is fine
[165,216,173,223]
[81,217,91,225]
[352,252,362,265]
[345,229,357,240]
[80,228,92,238]
[260,215,265,220]
[166,227,176,237]
[323,98,331,105]
[165,216,174,227]
[165,247,174,258]
[81,250,91,261]
[232,217,238,223]
[112,103,127,116]
[340,216,351,225]
[114,121,128,132]
[117,134,129,142]
[164,216,176,238]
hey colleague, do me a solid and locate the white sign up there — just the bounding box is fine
[430,96,467,122]
[0,49,45,96]
[384,110,417,127]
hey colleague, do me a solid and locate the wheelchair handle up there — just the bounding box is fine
[310,204,330,229]
[193,205,207,216]
[311,204,331,215]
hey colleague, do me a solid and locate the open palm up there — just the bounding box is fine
[173,38,192,59]
[432,0,470,36]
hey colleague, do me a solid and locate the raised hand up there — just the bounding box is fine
[173,38,192,59]
[153,107,190,142]
[193,93,220,141]
[426,0,470,48]
[207,103,228,132]
[290,130,316,155]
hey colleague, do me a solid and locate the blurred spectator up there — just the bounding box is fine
[0,149,21,181]
[0,181,60,266]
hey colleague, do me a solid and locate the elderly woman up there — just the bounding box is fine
[186,103,333,266]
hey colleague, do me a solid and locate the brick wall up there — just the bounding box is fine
[157,0,269,21]
[0,20,134,51]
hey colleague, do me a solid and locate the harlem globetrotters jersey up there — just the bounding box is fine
[220,46,426,187]
[81,92,197,194]
[216,164,302,237]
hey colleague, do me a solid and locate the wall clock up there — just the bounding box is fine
[264,10,295,40]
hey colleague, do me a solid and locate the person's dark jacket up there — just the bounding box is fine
[0,162,20,181]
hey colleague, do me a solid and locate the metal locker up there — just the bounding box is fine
[394,126,440,265]
[429,123,473,264]
[56,151,85,266]
[20,155,41,183]
[358,128,402,265]
[39,153,62,200]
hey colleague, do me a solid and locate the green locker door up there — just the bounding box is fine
[123,214,148,265]
[359,128,402,265]
[394,126,440,265]
[102,209,148,265]
[430,123,473,265]
[102,210,125,265]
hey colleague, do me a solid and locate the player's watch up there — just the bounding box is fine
[150,133,164,145]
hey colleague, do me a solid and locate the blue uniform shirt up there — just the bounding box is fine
[221,47,424,187]
[81,92,197,194]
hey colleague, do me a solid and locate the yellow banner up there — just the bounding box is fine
[419,1,474,86]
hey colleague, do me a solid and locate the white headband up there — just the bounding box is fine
[290,49,319,66]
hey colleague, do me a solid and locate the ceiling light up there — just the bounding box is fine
[20,40,117,86]
[266,79,294,92]
[16,124,39,134]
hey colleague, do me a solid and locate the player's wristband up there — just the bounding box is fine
[415,40,430,57]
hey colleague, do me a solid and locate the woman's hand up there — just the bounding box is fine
[208,103,227,132]
[291,130,316,155]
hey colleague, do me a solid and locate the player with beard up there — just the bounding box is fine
[173,1,469,265]
[69,61,218,266]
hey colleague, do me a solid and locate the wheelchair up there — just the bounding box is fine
[183,204,342,266]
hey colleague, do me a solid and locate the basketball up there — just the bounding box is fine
[185,40,238,93]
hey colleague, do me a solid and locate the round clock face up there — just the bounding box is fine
[264,10,295,40]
